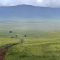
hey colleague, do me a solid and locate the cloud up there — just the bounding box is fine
[0,0,60,7]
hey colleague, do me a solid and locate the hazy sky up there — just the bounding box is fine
[0,0,60,7]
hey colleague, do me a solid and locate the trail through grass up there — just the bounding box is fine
[0,31,60,60]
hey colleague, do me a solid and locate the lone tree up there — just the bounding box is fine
[15,35,18,38]
[24,34,27,37]
[9,30,13,33]
[9,30,13,38]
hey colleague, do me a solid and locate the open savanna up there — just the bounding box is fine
[0,30,60,60]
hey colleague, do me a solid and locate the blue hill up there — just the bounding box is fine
[0,5,60,19]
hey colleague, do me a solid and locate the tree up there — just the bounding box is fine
[15,35,18,38]
[24,34,27,37]
[9,30,13,33]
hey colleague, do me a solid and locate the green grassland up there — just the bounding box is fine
[0,30,60,60]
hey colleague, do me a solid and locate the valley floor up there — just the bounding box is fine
[0,31,60,60]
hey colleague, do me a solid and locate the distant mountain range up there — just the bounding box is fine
[0,5,60,31]
[0,5,60,19]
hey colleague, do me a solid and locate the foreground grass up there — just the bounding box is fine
[5,41,60,60]
[0,31,60,60]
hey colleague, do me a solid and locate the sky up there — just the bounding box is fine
[0,0,60,8]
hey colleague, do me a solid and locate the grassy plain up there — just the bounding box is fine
[0,30,60,60]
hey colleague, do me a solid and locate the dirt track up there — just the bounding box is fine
[0,43,19,60]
